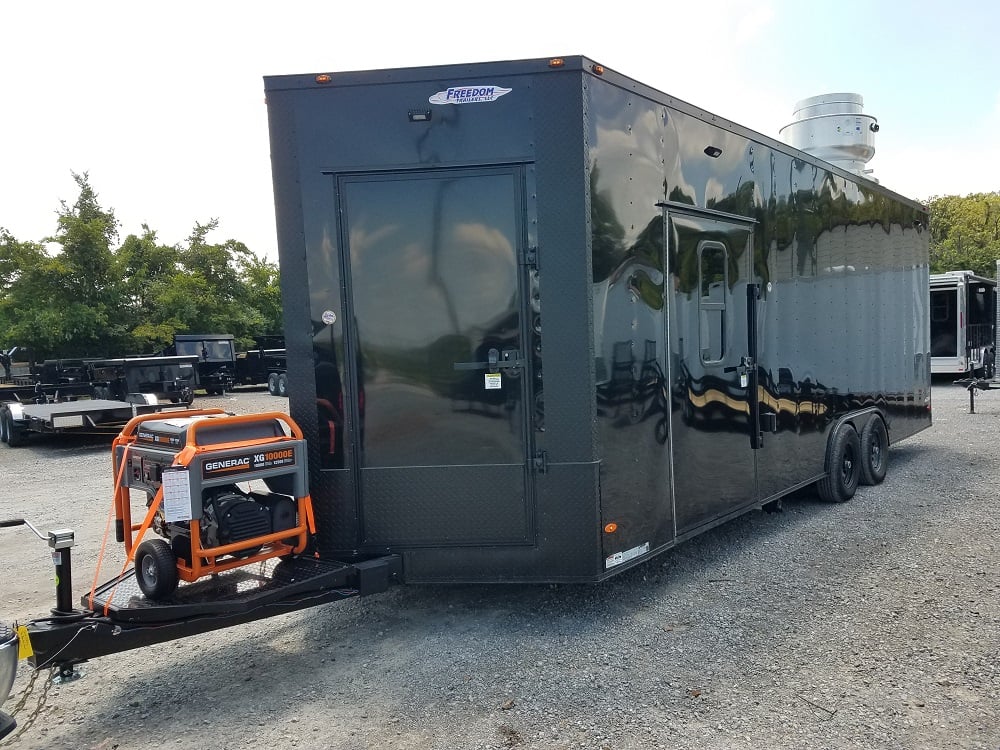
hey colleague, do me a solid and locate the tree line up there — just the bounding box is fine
[0,173,282,361]
[928,192,1000,277]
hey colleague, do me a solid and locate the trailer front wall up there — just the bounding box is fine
[266,63,604,581]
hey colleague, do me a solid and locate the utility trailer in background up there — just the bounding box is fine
[0,355,197,446]
[929,270,996,376]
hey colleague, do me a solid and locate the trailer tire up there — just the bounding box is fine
[817,423,861,503]
[267,372,279,396]
[859,416,889,485]
[135,539,179,600]
[277,373,289,397]
[0,407,9,444]
[3,410,27,448]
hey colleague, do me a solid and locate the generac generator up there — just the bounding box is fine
[111,409,315,599]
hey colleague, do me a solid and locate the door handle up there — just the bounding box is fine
[454,348,526,371]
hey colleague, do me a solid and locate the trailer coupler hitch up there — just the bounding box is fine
[954,377,996,414]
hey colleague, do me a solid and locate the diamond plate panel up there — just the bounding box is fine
[361,464,529,547]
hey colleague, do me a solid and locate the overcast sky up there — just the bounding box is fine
[1,0,995,262]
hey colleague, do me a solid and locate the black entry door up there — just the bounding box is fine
[666,207,757,534]
[337,167,533,547]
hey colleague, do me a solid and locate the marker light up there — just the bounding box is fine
[548,58,565,68]
[591,64,605,75]
[604,522,618,534]
[315,74,332,84]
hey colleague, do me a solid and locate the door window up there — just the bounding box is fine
[699,242,728,363]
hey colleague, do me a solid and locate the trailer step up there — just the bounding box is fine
[86,555,353,624]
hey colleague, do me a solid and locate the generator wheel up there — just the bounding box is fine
[859,416,889,485]
[817,423,861,503]
[277,373,289,397]
[134,539,179,599]
[267,372,279,396]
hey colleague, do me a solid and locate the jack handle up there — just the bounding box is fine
[0,518,45,539]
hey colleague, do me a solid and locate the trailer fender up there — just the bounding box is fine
[127,393,159,406]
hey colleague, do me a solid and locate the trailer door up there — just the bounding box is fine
[336,167,534,548]
[665,206,757,535]
[929,283,963,373]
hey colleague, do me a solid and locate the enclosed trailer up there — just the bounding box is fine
[928,270,996,376]
[264,56,931,583]
[3,55,934,681]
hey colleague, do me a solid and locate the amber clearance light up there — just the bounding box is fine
[548,58,565,68]
[604,522,618,534]
[315,74,332,84]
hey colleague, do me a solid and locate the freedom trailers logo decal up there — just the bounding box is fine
[429,84,512,105]
[202,448,296,478]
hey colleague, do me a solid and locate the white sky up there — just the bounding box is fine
[1,0,996,262]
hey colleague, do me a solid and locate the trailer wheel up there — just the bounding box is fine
[817,423,861,503]
[3,410,27,448]
[859,416,889,485]
[134,539,179,599]
[267,372,279,396]
[277,373,289,397]
[0,408,9,444]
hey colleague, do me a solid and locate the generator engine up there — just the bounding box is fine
[154,485,296,563]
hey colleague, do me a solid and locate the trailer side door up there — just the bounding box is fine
[665,206,757,535]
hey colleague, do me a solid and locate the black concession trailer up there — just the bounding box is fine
[3,56,931,682]
[264,56,931,582]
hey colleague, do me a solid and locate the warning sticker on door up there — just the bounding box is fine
[484,373,502,390]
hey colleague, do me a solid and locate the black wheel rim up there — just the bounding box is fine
[841,445,856,484]
[870,440,883,472]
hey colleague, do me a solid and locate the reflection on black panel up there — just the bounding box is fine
[341,171,525,468]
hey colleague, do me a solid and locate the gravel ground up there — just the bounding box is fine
[1,382,998,750]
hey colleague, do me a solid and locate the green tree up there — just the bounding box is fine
[0,175,284,361]
[928,192,1000,276]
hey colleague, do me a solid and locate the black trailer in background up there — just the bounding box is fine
[171,334,237,394]
[264,56,931,584]
[0,355,197,445]
[170,334,289,396]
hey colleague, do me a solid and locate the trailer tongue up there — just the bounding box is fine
[18,545,398,676]
[5,410,400,679]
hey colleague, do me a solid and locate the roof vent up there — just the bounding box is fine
[778,93,879,179]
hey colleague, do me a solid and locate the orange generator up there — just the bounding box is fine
[111,409,316,599]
